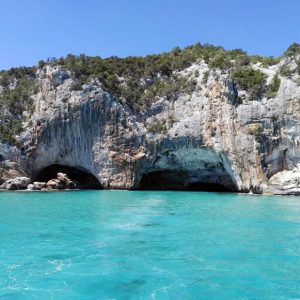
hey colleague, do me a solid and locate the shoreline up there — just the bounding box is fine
[0,188,298,197]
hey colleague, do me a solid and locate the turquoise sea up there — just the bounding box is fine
[1,191,300,299]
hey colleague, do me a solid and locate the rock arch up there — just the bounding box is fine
[137,147,239,192]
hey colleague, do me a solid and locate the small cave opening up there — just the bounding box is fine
[34,164,103,190]
[139,170,235,192]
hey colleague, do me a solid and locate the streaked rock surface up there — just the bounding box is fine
[2,57,300,194]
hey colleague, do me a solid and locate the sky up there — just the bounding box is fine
[0,0,299,70]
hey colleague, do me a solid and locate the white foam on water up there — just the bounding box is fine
[47,258,72,273]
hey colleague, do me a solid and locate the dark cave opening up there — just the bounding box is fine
[139,170,234,192]
[187,182,232,192]
[34,164,103,190]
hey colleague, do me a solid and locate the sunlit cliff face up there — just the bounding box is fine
[2,48,300,194]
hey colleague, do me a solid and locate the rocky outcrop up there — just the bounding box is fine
[268,168,300,195]
[1,54,300,194]
[27,181,47,191]
[27,173,77,190]
[0,172,78,191]
[1,177,30,190]
[46,172,77,190]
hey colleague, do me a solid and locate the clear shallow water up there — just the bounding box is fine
[1,191,300,300]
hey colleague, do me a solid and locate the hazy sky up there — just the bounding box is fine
[0,0,299,70]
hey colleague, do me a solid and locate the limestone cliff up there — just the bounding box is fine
[1,44,300,194]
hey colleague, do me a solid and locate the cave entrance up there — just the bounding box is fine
[34,164,102,189]
[139,170,235,192]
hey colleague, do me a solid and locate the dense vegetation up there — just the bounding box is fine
[281,43,300,79]
[0,67,36,144]
[232,68,267,99]
[39,43,281,109]
[297,59,300,75]
[266,74,281,99]
[283,43,300,57]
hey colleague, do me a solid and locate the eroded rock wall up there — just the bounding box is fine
[4,59,300,194]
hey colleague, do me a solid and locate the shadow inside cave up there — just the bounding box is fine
[34,164,102,190]
[138,170,235,192]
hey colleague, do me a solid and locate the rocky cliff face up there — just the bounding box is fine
[1,48,300,194]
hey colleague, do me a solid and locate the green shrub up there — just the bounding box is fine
[136,76,196,111]
[202,71,209,84]
[148,118,167,134]
[236,96,243,105]
[0,119,22,145]
[70,81,83,91]
[279,65,293,78]
[250,55,280,67]
[167,113,177,127]
[38,60,46,68]
[266,74,281,99]
[208,51,232,70]
[0,78,36,114]
[284,43,300,57]
[0,68,36,145]
[233,68,267,99]
[296,59,300,75]
[194,70,200,77]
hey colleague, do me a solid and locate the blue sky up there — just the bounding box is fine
[0,0,299,70]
